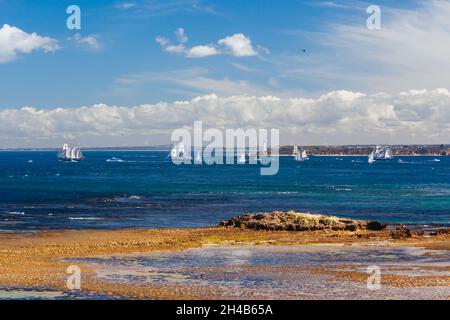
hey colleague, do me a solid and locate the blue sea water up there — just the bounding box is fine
[0,151,449,231]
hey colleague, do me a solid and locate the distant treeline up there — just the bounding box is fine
[279,145,450,156]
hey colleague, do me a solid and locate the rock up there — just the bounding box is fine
[219,211,387,233]
[366,221,387,231]
[390,225,412,239]
[436,228,450,235]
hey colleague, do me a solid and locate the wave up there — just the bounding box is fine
[68,217,103,220]
[106,157,125,163]
[109,195,144,203]
[398,159,421,164]
[7,211,25,215]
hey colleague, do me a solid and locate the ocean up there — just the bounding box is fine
[0,151,449,231]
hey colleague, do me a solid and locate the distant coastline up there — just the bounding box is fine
[1,144,449,156]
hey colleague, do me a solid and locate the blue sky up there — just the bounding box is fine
[0,0,421,108]
[1,0,450,147]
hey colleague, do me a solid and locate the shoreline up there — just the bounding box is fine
[0,223,449,299]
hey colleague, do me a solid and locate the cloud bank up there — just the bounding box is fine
[1,89,449,148]
[0,24,59,63]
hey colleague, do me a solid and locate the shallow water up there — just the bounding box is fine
[0,152,450,231]
[0,288,116,300]
[71,244,450,300]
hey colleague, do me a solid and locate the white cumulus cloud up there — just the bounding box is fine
[218,33,257,57]
[156,28,262,58]
[0,24,59,63]
[1,89,449,148]
[69,33,101,50]
[187,45,219,58]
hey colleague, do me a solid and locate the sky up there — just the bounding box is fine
[1,0,450,147]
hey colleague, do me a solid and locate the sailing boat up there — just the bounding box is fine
[170,143,191,161]
[195,151,202,163]
[293,145,309,161]
[368,145,393,163]
[57,144,84,162]
[368,150,376,164]
[260,142,268,156]
[294,152,304,161]
[301,150,309,160]
[238,153,246,164]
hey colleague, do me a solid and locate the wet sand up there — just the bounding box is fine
[0,227,449,299]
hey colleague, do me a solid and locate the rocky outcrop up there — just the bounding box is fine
[219,211,387,232]
[430,228,450,236]
[390,225,412,239]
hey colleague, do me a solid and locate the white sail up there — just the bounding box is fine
[238,153,246,164]
[385,147,393,159]
[301,150,308,159]
[261,142,267,156]
[170,145,178,158]
[370,145,393,162]
[58,144,83,161]
[292,145,299,156]
[177,143,185,158]
[294,152,304,161]
[368,150,375,164]
[65,146,71,159]
[195,151,202,162]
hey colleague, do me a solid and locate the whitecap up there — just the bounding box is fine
[106,157,125,163]
[7,211,25,215]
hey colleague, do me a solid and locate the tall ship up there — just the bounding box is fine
[57,144,84,162]
[368,145,393,163]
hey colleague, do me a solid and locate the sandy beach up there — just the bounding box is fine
[0,223,449,299]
